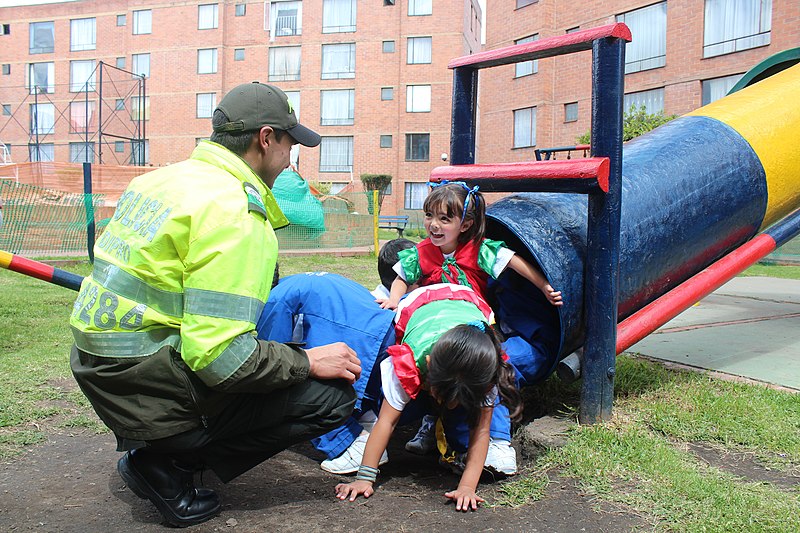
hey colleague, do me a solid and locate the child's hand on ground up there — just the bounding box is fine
[335,480,374,501]
[543,284,563,306]
[444,486,485,511]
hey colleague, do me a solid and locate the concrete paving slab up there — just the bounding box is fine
[626,277,800,391]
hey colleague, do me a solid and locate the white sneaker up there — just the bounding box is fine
[405,415,437,455]
[320,433,388,475]
[485,439,517,476]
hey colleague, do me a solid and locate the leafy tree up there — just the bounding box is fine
[576,105,678,144]
[360,174,393,214]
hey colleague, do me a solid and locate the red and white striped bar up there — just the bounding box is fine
[430,158,609,194]
[448,23,632,70]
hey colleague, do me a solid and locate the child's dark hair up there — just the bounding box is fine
[378,238,415,290]
[427,323,522,427]
[423,183,485,244]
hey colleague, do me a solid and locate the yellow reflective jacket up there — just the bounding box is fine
[70,141,310,441]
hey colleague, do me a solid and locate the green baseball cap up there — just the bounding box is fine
[213,81,320,147]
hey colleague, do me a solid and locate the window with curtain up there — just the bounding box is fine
[704,0,772,57]
[513,107,536,148]
[269,46,301,81]
[406,85,431,112]
[131,140,150,165]
[564,102,578,122]
[407,37,432,64]
[409,0,432,16]
[270,1,302,37]
[404,182,428,209]
[29,21,54,54]
[321,89,355,126]
[198,4,218,29]
[321,43,355,79]
[29,143,54,162]
[130,96,150,121]
[196,93,216,118]
[405,133,429,161]
[514,34,538,77]
[70,142,95,163]
[323,0,356,33]
[702,73,744,105]
[30,103,55,135]
[70,18,96,51]
[235,4,246,16]
[70,60,96,92]
[616,2,666,73]
[69,101,96,133]
[197,48,218,74]
[320,136,354,172]
[28,62,54,94]
[133,10,152,35]
[132,53,150,78]
[624,87,664,114]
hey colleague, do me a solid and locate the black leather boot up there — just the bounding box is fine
[118,449,221,527]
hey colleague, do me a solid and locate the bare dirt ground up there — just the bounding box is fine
[0,423,647,533]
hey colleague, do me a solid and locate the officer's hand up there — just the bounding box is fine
[305,343,361,384]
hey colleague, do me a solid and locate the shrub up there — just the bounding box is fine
[360,174,393,214]
[576,105,678,144]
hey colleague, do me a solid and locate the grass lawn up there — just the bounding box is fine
[1,256,798,531]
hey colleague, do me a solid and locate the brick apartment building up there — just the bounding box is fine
[0,0,482,214]
[478,0,800,165]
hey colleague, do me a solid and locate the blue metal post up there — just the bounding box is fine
[580,37,626,423]
[83,162,95,263]
[450,67,479,165]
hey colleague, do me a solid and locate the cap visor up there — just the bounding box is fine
[287,123,321,147]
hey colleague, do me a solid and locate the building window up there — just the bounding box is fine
[235,4,246,16]
[69,101,96,133]
[323,0,357,33]
[28,62,54,94]
[198,4,218,29]
[616,2,666,74]
[515,34,538,77]
[133,10,152,35]
[115,99,125,110]
[405,133,430,161]
[234,48,245,61]
[131,53,150,78]
[70,60,96,92]
[197,48,218,74]
[70,18,96,51]
[383,40,395,53]
[131,140,149,165]
[624,87,664,114]
[564,102,578,123]
[381,87,393,100]
[130,96,150,121]
[702,73,744,105]
[1,64,9,75]
[1,24,10,35]
[117,14,126,26]
[30,103,55,135]
[380,135,392,148]
[269,46,301,81]
[70,142,95,163]
[321,43,355,79]
[566,26,580,33]
[2,104,11,115]
[513,107,536,148]
[270,1,303,37]
[29,143,54,162]
[196,93,216,118]
[116,56,125,69]
[704,0,771,58]
[404,182,428,210]
[320,136,354,172]
[409,0,432,16]
[406,85,431,113]
[115,141,125,152]
[407,37,432,64]
[516,0,538,8]
[320,89,355,126]
[29,21,54,54]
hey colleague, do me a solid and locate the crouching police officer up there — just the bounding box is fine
[70,83,361,527]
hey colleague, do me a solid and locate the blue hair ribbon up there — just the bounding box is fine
[466,320,487,333]
[427,180,481,223]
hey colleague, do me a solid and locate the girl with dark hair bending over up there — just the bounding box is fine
[335,283,522,511]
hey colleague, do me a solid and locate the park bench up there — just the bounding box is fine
[378,215,409,237]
